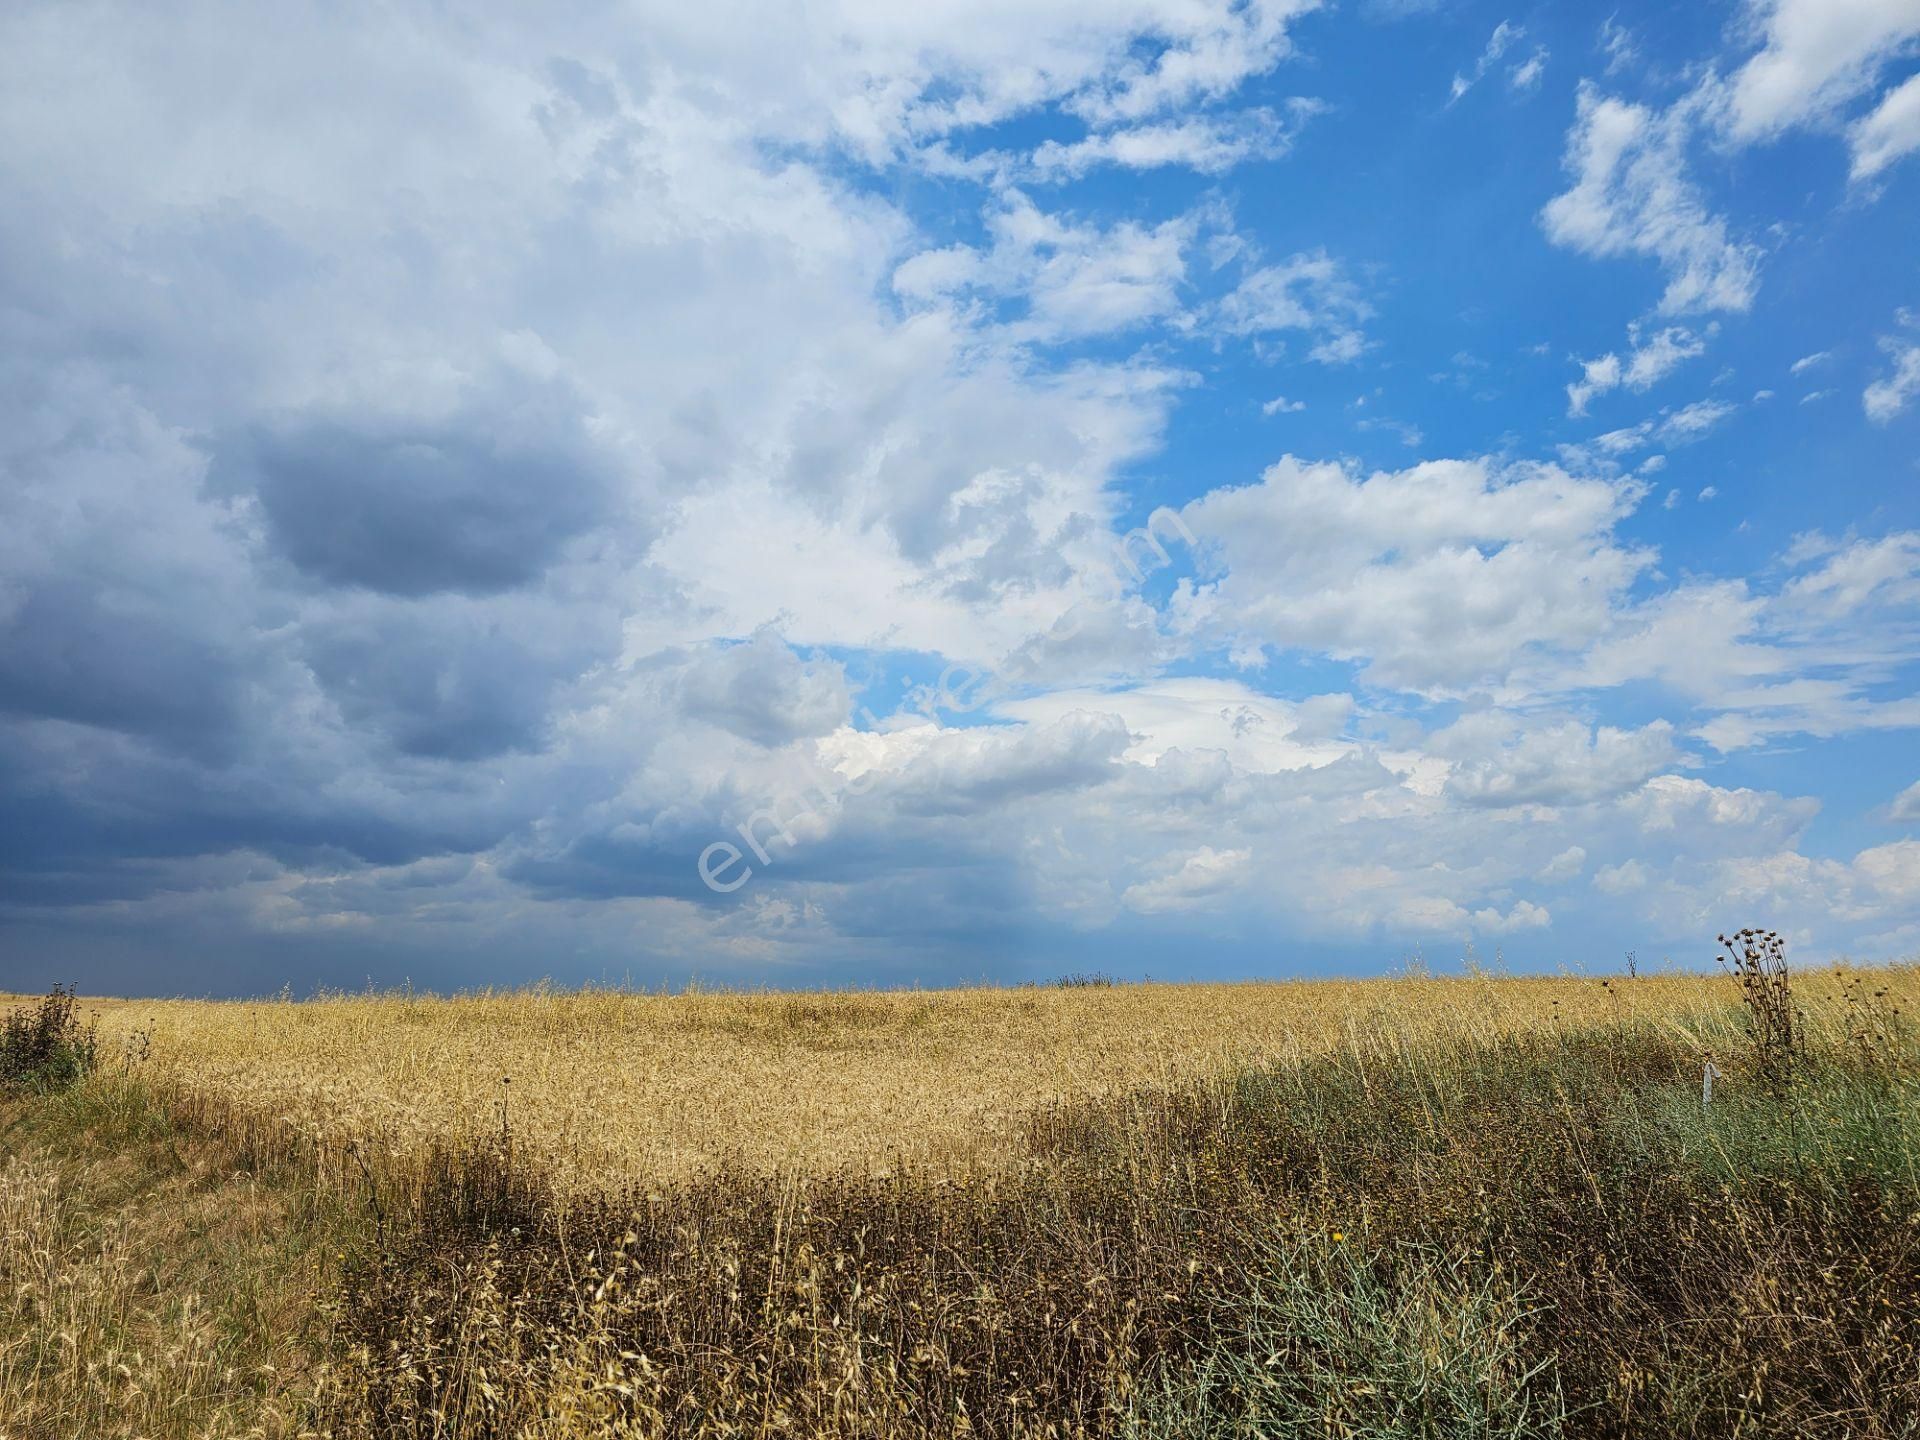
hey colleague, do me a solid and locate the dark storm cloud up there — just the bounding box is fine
[505,713,1136,906]
[0,709,515,915]
[0,578,246,758]
[222,401,612,598]
[305,628,551,760]
[507,829,732,903]
[299,600,609,761]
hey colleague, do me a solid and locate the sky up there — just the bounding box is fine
[2,0,1919,997]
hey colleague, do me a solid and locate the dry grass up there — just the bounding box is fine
[75,970,1784,1197]
[0,1077,351,1440]
[5,962,1915,1438]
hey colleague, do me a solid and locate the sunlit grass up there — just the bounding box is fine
[4,962,1915,1437]
[71,968,1848,1196]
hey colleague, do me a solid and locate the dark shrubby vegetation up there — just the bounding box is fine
[0,985,98,1094]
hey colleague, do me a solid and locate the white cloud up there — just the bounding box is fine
[997,677,1356,774]
[896,192,1206,341]
[1593,859,1647,894]
[1628,332,1704,389]
[1262,395,1307,414]
[1565,324,1709,416]
[1176,457,1650,694]
[1541,85,1761,315]
[1355,414,1424,447]
[1791,349,1834,374]
[1066,0,1325,126]
[1509,526,1920,755]
[1865,335,1920,421]
[1122,845,1253,912]
[678,630,852,748]
[1891,779,1920,821]
[1722,0,1920,143]
[1209,250,1372,363]
[1567,354,1624,418]
[1450,21,1522,102]
[1854,838,1920,900]
[1475,899,1552,933]
[1437,714,1682,808]
[1599,17,1640,75]
[1613,832,1920,950]
[1779,530,1920,616]
[1509,49,1550,92]
[1561,397,1736,470]
[1538,845,1587,882]
[1659,398,1738,439]
[1029,102,1320,179]
[1850,71,1920,177]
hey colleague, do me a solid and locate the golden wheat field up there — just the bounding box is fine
[7,962,1920,1439]
[76,966,1919,1197]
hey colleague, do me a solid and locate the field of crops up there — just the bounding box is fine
[99,971,1736,1191]
[5,959,1919,1439]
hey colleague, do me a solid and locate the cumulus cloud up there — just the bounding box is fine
[1538,845,1587,882]
[1478,900,1552,932]
[221,397,614,599]
[1593,859,1648,894]
[1541,85,1761,315]
[1529,531,1920,752]
[296,593,610,761]
[678,632,852,749]
[1175,457,1649,694]
[1122,846,1253,913]
[895,192,1204,341]
[1065,0,1324,126]
[1437,715,1682,808]
[1722,0,1920,143]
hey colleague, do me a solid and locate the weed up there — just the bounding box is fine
[1,985,99,1094]
[1716,928,1801,1089]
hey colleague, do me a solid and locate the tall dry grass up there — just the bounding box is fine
[6,961,1916,1438]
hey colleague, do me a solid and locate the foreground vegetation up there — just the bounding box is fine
[2,956,1917,1437]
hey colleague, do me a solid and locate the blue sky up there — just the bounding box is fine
[2,0,1919,996]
